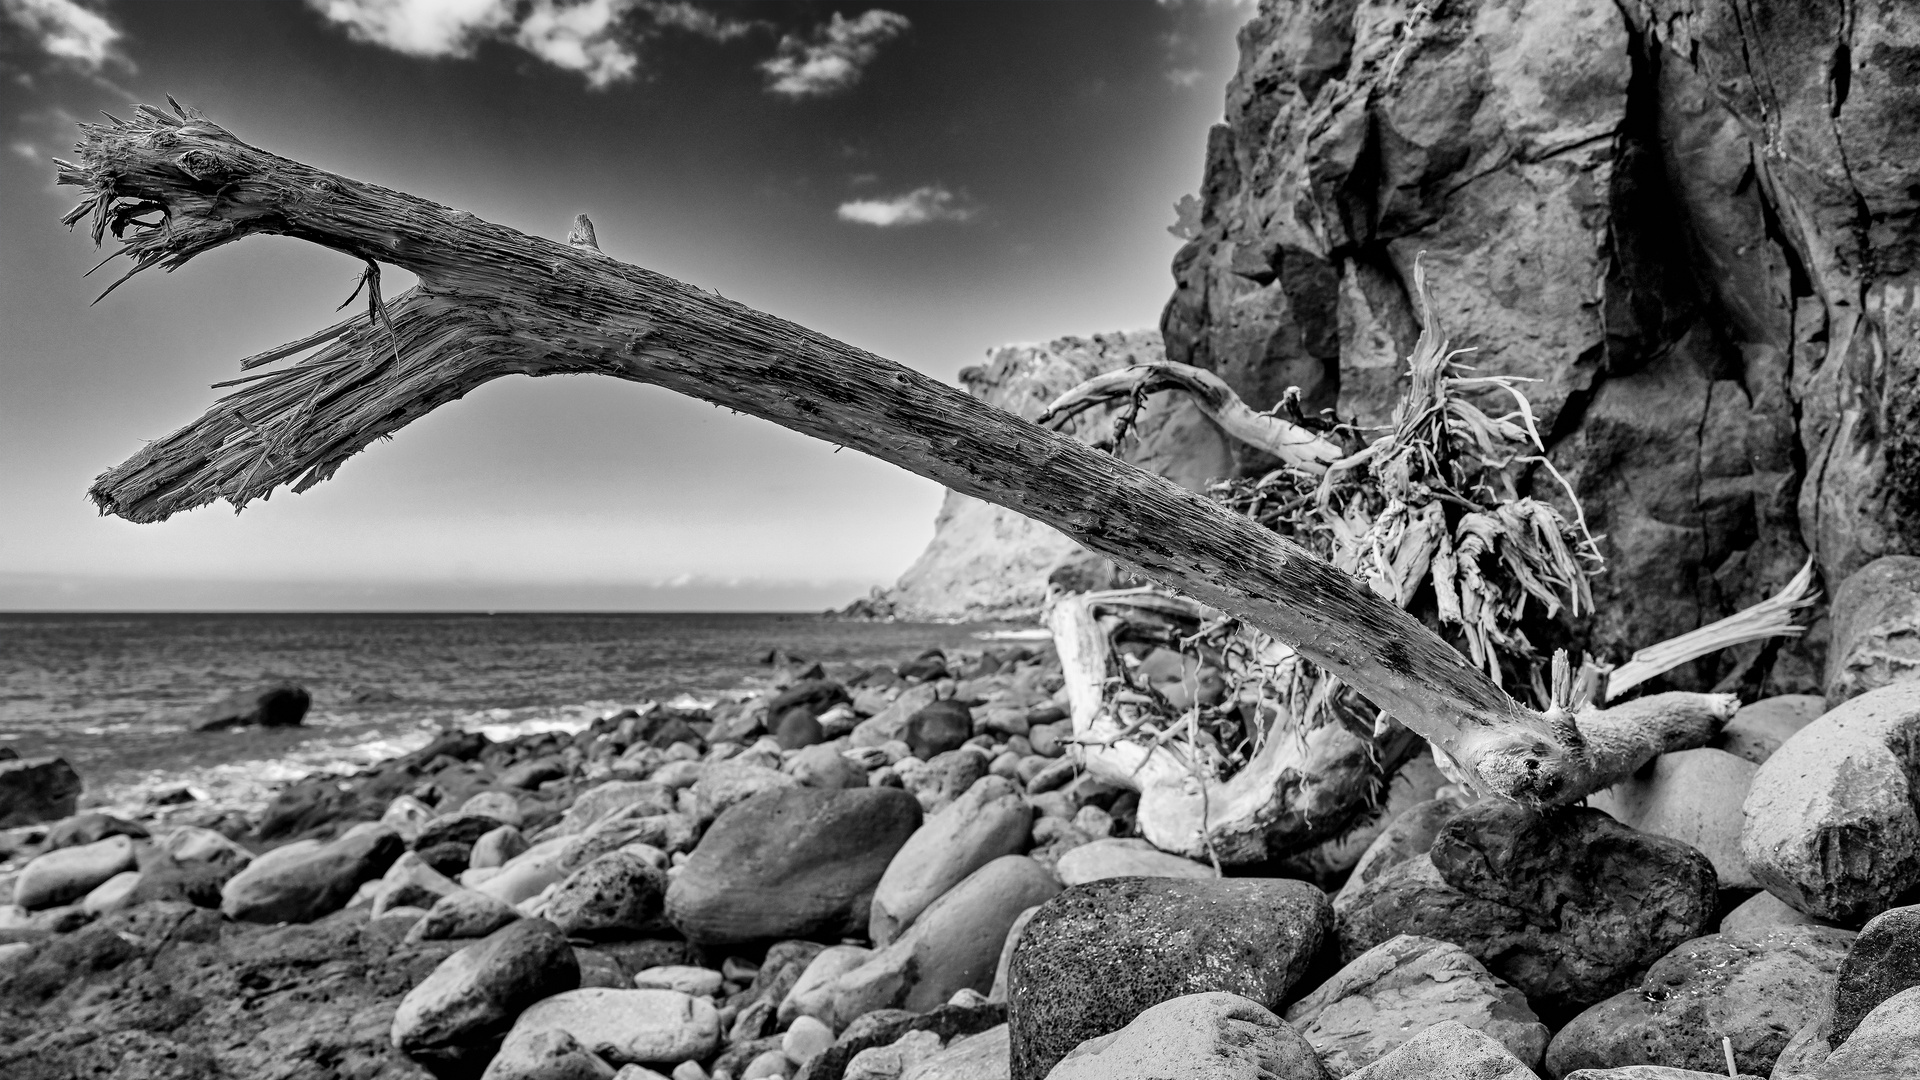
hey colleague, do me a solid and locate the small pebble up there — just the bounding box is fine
[670,1062,709,1080]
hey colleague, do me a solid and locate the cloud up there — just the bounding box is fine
[512,0,641,87]
[1,0,122,72]
[761,9,908,99]
[1165,67,1203,88]
[305,0,763,88]
[836,185,976,228]
[305,0,514,57]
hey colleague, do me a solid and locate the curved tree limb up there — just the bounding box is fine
[1037,362,1345,471]
[63,101,1595,803]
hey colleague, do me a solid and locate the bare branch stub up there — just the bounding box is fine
[58,102,1612,805]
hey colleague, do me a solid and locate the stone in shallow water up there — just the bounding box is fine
[1047,992,1328,1080]
[0,756,82,828]
[1284,934,1547,1077]
[1006,875,1330,1080]
[1544,925,1854,1078]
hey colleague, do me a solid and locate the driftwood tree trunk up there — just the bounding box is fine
[59,102,1712,805]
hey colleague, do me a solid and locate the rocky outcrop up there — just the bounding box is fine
[1160,0,1920,687]
[881,330,1233,621]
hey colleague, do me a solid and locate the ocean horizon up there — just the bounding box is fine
[0,610,1024,818]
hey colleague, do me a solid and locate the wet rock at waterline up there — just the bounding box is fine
[191,680,311,731]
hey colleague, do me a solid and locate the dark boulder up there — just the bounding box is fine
[1830,904,1920,1047]
[904,700,973,760]
[0,756,82,828]
[1336,800,1719,1014]
[191,680,311,731]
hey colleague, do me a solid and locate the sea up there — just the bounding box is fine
[0,612,1037,818]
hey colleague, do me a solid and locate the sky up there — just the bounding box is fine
[0,0,1248,611]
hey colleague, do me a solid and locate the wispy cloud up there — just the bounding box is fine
[836,185,976,228]
[761,9,908,99]
[305,0,761,89]
[2,0,123,72]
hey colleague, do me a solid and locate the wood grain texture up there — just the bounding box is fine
[60,104,1597,801]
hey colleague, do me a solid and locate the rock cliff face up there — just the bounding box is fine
[884,331,1232,621]
[1161,0,1920,688]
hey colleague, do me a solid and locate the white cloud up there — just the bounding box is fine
[761,9,908,99]
[1165,67,1203,88]
[1,0,121,71]
[306,0,514,57]
[513,0,640,88]
[836,185,976,228]
[305,0,764,88]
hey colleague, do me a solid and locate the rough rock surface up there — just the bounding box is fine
[1047,991,1329,1080]
[1339,1020,1538,1080]
[390,917,581,1071]
[1772,985,1920,1080]
[1284,934,1547,1077]
[1826,556,1920,706]
[1828,904,1920,1047]
[0,757,83,828]
[1006,875,1330,1080]
[666,787,921,945]
[542,851,669,940]
[0,904,459,1079]
[1335,800,1717,1012]
[1742,681,1920,923]
[879,330,1233,621]
[1543,925,1854,1077]
[1158,0,1920,687]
